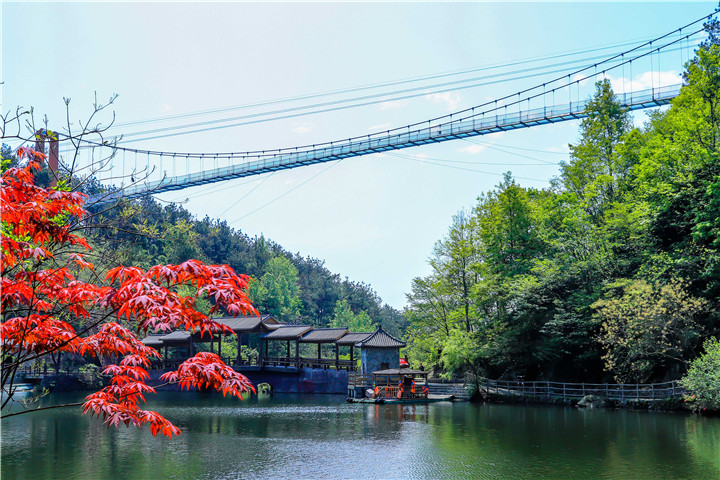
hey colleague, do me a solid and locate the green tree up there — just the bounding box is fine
[430,209,481,332]
[560,79,632,220]
[402,27,720,384]
[476,173,544,277]
[162,219,208,264]
[249,256,301,321]
[594,278,707,382]
[328,300,375,332]
[404,274,454,368]
[681,337,720,411]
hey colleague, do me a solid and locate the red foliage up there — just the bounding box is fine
[1,148,257,436]
[160,352,256,397]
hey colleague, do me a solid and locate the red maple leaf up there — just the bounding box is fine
[1,148,257,437]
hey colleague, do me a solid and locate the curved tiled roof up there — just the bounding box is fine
[298,328,348,343]
[215,315,278,333]
[141,335,165,348]
[335,332,373,346]
[158,331,191,345]
[261,325,313,340]
[355,327,406,348]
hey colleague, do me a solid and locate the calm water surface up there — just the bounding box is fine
[2,392,719,479]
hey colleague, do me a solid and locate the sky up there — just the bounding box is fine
[2,1,718,310]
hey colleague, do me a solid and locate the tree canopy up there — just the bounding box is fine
[404,33,720,384]
[1,149,256,435]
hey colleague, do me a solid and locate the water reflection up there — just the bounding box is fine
[2,392,719,480]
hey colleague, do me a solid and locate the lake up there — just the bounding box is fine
[2,392,719,479]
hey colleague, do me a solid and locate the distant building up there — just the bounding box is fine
[355,327,406,375]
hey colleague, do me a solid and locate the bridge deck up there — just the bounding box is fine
[109,84,679,199]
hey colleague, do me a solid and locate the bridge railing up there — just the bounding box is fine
[481,379,682,400]
[118,84,682,199]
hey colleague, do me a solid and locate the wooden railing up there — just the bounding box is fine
[261,356,357,371]
[348,373,372,388]
[298,358,356,370]
[261,356,298,368]
[373,385,427,400]
[480,379,683,400]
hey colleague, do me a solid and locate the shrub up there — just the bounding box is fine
[680,338,720,411]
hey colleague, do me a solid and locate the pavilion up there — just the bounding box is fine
[141,317,404,375]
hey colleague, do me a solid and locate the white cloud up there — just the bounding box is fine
[572,73,591,87]
[367,123,391,132]
[457,144,486,155]
[426,91,462,111]
[379,99,409,111]
[604,70,680,94]
[159,103,173,114]
[291,122,313,134]
[545,145,569,154]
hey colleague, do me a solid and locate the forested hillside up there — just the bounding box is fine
[79,183,407,338]
[404,25,720,383]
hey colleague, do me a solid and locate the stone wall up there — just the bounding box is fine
[360,347,399,375]
[150,367,349,394]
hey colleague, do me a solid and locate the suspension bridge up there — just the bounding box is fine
[116,84,679,199]
[28,12,716,202]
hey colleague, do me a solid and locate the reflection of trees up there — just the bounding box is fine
[429,404,720,479]
[2,401,87,479]
[684,416,720,472]
[4,395,720,479]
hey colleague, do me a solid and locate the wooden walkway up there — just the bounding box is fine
[480,379,682,401]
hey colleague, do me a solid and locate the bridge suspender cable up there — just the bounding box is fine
[61,10,715,162]
[20,10,714,203]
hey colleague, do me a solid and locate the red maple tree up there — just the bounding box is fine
[1,147,256,437]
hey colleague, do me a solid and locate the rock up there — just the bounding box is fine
[577,394,608,408]
[257,382,273,396]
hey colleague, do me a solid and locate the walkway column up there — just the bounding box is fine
[295,341,299,369]
[237,332,242,365]
[335,344,339,370]
[259,338,264,367]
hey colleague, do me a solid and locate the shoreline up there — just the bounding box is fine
[473,390,720,416]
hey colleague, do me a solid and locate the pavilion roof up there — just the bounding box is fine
[141,335,165,348]
[335,332,373,346]
[158,330,191,345]
[355,327,406,348]
[215,315,279,333]
[261,325,313,341]
[298,328,348,343]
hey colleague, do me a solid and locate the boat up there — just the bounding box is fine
[349,394,454,404]
[347,368,454,404]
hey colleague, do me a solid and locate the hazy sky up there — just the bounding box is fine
[3,1,717,309]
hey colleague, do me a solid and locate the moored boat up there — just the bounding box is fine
[348,393,454,404]
[347,368,455,404]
